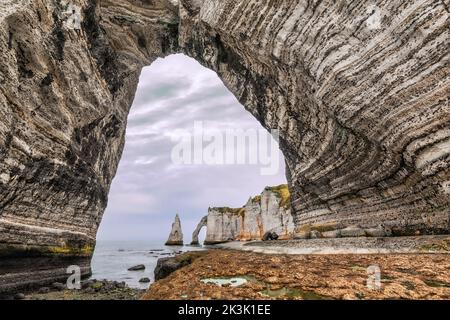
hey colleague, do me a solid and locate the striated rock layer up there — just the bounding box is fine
[178,0,450,236]
[0,0,449,289]
[204,185,295,244]
[0,0,180,292]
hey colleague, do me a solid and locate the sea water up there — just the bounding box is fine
[90,240,205,289]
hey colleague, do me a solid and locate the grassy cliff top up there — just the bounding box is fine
[212,207,246,216]
[209,184,291,214]
[265,184,291,209]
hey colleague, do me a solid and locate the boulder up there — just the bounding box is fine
[81,279,95,289]
[128,264,146,271]
[139,278,151,283]
[154,252,206,281]
[154,257,187,281]
[262,232,279,241]
[14,293,25,300]
[38,287,51,294]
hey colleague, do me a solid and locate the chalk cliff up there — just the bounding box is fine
[204,185,295,244]
[0,0,449,291]
[165,214,183,246]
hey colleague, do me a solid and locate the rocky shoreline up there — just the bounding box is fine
[2,279,145,300]
[2,238,448,300]
[144,249,450,300]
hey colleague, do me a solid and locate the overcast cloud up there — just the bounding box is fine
[96,54,286,243]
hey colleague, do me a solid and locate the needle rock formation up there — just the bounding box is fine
[165,214,183,246]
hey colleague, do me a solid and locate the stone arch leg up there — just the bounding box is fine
[191,216,208,245]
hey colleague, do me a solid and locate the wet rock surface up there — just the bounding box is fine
[139,277,150,283]
[262,232,279,241]
[144,250,450,300]
[154,251,207,281]
[1,279,143,300]
[128,264,145,271]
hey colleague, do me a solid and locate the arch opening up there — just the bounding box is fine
[91,53,287,285]
[95,54,287,244]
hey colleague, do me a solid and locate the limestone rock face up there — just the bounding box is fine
[204,185,295,244]
[0,0,179,276]
[191,215,207,245]
[204,208,240,245]
[178,0,450,236]
[0,0,449,290]
[165,214,183,246]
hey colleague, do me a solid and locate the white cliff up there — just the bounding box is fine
[165,214,183,246]
[204,185,294,244]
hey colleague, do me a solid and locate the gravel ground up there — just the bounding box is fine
[215,235,450,254]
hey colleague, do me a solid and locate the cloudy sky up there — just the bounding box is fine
[96,54,286,243]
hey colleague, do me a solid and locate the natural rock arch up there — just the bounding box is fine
[0,0,449,291]
[191,216,207,245]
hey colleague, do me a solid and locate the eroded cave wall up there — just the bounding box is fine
[178,0,450,235]
[0,0,179,252]
[0,0,179,292]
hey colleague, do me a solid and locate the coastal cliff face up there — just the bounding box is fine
[0,0,449,290]
[178,0,450,236]
[204,185,295,244]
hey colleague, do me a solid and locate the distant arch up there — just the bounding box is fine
[191,216,208,245]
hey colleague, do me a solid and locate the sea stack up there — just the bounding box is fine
[165,214,184,246]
